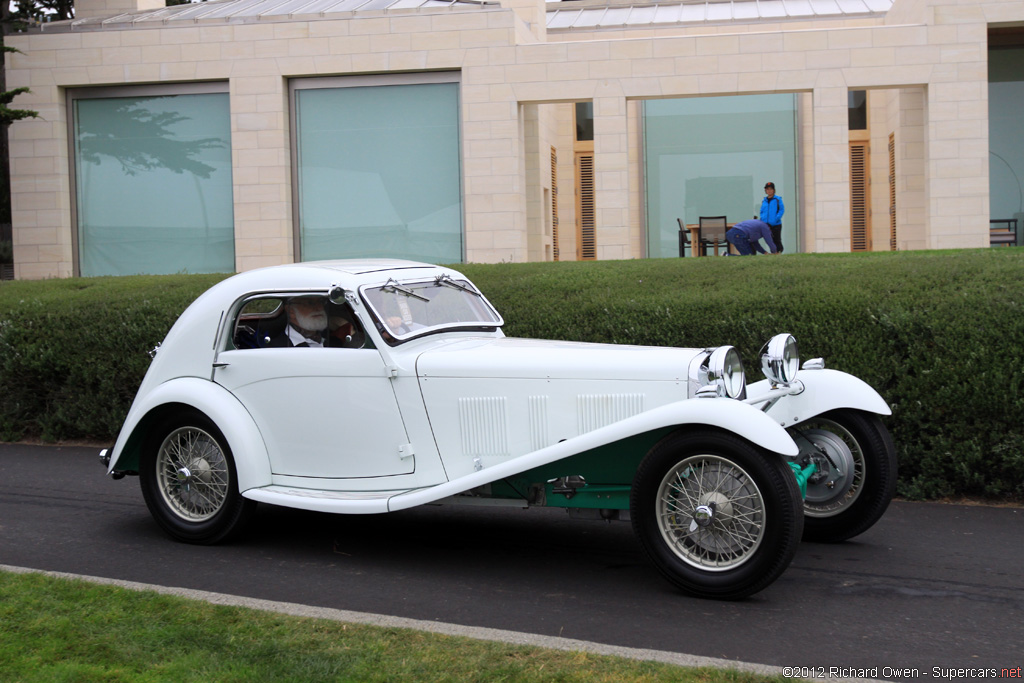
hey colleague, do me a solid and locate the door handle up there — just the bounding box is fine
[213,362,229,368]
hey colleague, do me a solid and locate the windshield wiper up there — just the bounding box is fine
[434,274,481,297]
[382,278,430,301]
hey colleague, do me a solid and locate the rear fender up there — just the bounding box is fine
[107,377,272,493]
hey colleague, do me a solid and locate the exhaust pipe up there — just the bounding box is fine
[99,448,127,480]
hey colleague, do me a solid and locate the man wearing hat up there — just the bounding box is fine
[760,182,786,253]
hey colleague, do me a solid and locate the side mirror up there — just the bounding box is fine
[328,286,347,305]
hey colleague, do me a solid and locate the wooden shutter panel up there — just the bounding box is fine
[551,146,559,262]
[888,133,897,251]
[850,142,871,252]
[576,152,596,260]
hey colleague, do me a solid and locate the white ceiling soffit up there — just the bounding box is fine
[38,0,497,31]
[547,0,893,31]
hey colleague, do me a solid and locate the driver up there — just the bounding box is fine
[267,296,329,348]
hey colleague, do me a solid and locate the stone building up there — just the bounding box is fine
[5,0,1023,278]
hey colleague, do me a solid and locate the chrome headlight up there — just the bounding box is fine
[705,346,746,399]
[761,333,800,386]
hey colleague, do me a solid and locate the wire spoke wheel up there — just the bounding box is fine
[789,409,897,543]
[792,418,865,518]
[631,429,802,600]
[140,409,256,544]
[156,427,230,522]
[657,456,765,571]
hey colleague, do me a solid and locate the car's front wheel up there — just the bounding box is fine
[789,409,897,543]
[140,410,255,544]
[630,429,804,600]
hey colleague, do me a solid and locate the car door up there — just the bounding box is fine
[214,296,413,480]
[214,347,413,479]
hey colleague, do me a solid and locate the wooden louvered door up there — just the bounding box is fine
[575,152,596,260]
[888,133,897,251]
[551,146,560,261]
[850,141,871,251]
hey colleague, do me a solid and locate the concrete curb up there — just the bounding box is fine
[1,563,810,678]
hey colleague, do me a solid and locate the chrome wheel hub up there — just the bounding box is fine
[692,503,714,528]
[657,455,765,572]
[156,427,229,523]
[793,420,865,518]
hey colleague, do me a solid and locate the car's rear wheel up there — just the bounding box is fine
[789,409,897,543]
[140,409,255,544]
[630,429,803,600]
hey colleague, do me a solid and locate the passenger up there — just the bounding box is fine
[328,309,365,349]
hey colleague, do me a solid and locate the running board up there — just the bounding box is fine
[242,485,418,514]
[242,485,531,515]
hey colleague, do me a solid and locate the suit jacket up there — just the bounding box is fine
[266,325,325,348]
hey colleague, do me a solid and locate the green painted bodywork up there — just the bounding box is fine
[540,484,632,510]
[787,461,818,499]
[489,428,675,510]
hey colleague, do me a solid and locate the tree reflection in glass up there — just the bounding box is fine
[74,93,234,277]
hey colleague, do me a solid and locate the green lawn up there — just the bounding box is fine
[0,570,786,683]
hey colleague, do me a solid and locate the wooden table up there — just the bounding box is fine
[684,223,736,256]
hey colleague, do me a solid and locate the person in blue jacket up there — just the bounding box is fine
[726,219,779,255]
[760,181,785,253]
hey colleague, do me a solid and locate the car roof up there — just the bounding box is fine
[286,259,441,276]
[143,259,469,383]
[217,259,458,296]
[177,260,464,330]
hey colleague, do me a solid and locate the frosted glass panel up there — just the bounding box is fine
[644,94,798,257]
[296,82,462,263]
[74,92,234,277]
[989,48,1024,225]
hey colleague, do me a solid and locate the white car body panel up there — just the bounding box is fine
[414,336,699,480]
[747,368,891,427]
[107,258,888,518]
[241,397,798,514]
[108,376,273,493]
[213,347,413,479]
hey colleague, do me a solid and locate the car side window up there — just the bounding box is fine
[231,295,371,350]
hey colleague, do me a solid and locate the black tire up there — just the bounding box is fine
[789,409,897,543]
[630,429,804,600]
[140,409,256,544]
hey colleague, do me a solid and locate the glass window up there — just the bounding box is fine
[232,294,369,350]
[575,102,594,141]
[848,90,867,130]
[293,77,463,264]
[989,47,1024,225]
[361,276,503,344]
[643,95,799,258]
[71,88,234,277]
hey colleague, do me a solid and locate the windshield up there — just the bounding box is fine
[361,276,503,342]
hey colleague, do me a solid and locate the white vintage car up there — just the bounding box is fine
[102,259,896,599]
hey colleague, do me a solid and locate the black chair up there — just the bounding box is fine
[990,219,1018,247]
[698,216,729,256]
[677,218,704,256]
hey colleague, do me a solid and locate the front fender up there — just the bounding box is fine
[107,377,272,493]
[748,368,891,428]
[387,398,797,511]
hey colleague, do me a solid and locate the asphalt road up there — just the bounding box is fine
[2,443,1022,680]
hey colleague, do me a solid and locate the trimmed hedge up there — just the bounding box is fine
[1,249,1022,501]
[0,273,228,441]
